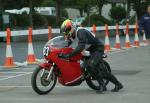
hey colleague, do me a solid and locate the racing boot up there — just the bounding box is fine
[111,82,123,92]
[95,73,106,94]
[105,73,123,92]
[96,85,105,94]
[96,82,107,94]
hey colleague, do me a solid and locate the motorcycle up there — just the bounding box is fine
[31,36,111,94]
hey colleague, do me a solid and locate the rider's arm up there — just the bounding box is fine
[68,29,86,57]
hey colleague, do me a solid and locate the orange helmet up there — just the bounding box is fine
[60,19,73,36]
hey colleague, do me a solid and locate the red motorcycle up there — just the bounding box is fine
[31,36,111,94]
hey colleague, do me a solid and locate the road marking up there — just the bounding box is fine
[0,72,32,81]
[109,48,129,54]
[0,76,14,77]
[0,86,32,88]
[0,72,33,74]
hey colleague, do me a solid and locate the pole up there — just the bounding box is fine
[29,0,33,28]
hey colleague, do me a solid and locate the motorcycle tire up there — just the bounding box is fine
[31,66,57,95]
[102,60,111,86]
[86,60,111,90]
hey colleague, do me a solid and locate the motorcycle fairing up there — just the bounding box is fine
[39,62,52,70]
[47,47,83,86]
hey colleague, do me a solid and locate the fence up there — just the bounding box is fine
[0,25,135,37]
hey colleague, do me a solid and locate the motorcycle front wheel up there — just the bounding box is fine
[31,66,57,95]
[85,60,111,90]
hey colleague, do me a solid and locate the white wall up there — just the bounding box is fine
[5,7,56,16]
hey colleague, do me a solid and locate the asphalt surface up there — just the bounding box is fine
[0,36,150,103]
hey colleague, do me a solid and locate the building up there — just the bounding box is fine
[35,7,56,16]
[5,7,56,16]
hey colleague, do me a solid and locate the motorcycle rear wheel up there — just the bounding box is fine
[86,60,111,90]
[31,66,57,94]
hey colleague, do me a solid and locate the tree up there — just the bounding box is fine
[56,0,64,23]
[0,0,4,10]
[109,5,126,22]
[128,0,150,19]
[96,0,107,15]
[0,0,44,27]
[0,0,27,10]
[0,0,43,10]
[76,0,90,17]
[40,0,55,7]
[41,0,64,24]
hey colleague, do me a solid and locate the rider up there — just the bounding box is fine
[60,19,123,93]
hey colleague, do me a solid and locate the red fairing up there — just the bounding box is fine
[47,47,83,85]
[57,60,82,85]
[39,62,52,71]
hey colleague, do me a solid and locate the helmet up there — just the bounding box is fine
[60,19,73,36]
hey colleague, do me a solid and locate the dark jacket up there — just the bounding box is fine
[139,13,150,38]
[69,28,104,57]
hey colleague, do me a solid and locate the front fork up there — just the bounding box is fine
[41,63,55,80]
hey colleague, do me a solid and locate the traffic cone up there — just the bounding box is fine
[143,33,148,45]
[124,23,131,48]
[92,24,96,33]
[134,23,140,47]
[114,23,121,49]
[104,24,111,52]
[48,26,52,40]
[27,27,37,64]
[4,28,17,68]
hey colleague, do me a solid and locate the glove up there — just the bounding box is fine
[81,50,90,56]
[59,53,70,59]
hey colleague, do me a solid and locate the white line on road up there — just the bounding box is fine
[0,85,32,88]
[0,72,32,81]
[0,76,14,77]
[0,72,33,74]
[109,48,129,54]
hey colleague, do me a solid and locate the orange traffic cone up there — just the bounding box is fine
[134,23,140,47]
[124,23,131,48]
[4,28,17,68]
[27,27,37,64]
[104,24,111,52]
[92,24,96,33]
[48,26,52,40]
[114,23,121,49]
